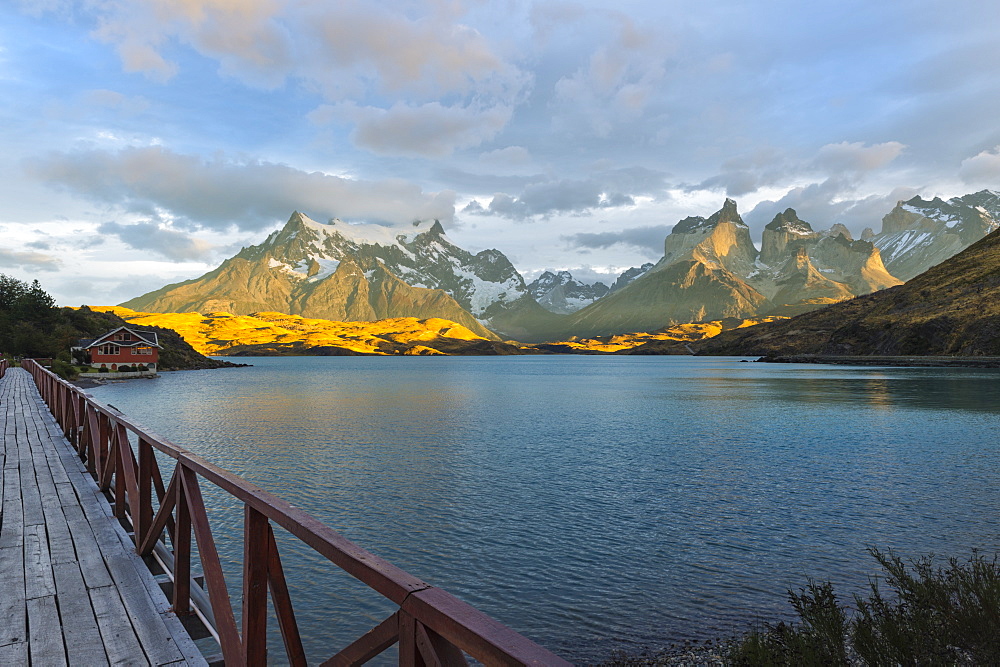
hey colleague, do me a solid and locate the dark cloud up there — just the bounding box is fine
[562,225,672,256]
[466,168,666,220]
[97,221,214,261]
[745,180,922,237]
[695,142,906,198]
[342,102,514,157]
[26,147,456,230]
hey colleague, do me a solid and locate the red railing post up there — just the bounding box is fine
[173,467,192,615]
[243,506,270,665]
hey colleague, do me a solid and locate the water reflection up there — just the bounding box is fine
[685,366,1000,414]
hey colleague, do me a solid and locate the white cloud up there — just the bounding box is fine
[0,248,61,271]
[813,141,906,172]
[81,0,520,99]
[550,14,670,137]
[959,146,1000,186]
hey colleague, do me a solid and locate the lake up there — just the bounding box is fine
[87,356,1000,663]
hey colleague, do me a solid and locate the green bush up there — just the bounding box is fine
[728,581,847,665]
[728,548,1000,666]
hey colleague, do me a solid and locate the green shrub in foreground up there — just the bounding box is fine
[729,548,1000,666]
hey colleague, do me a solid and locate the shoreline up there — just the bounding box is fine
[757,354,1000,368]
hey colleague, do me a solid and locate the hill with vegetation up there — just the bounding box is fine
[696,228,1000,357]
[0,274,238,375]
[92,307,531,356]
[96,306,783,356]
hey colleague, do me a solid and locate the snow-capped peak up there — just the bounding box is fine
[292,212,443,248]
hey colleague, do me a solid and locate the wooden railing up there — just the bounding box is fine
[0,358,8,378]
[24,360,570,666]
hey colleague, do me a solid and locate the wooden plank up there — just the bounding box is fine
[52,562,110,667]
[27,595,68,667]
[47,504,78,566]
[103,549,188,666]
[80,485,191,665]
[0,641,28,665]
[61,502,115,590]
[0,462,23,549]
[19,456,45,527]
[24,523,56,600]
[0,545,28,647]
[105,523,209,667]
[89,585,147,666]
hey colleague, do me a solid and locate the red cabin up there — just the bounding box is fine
[73,326,161,373]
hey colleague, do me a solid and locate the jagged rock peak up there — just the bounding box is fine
[717,197,742,223]
[609,263,655,293]
[527,269,611,314]
[827,223,853,241]
[765,208,814,234]
[672,199,747,234]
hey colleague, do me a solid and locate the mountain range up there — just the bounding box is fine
[695,225,1000,357]
[122,190,1000,342]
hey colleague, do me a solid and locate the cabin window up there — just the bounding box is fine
[97,344,120,355]
[114,332,129,341]
[132,346,153,355]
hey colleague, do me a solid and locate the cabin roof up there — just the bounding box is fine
[82,326,162,349]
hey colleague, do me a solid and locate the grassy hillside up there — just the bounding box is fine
[697,228,1000,357]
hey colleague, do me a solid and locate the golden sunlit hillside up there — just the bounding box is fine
[88,307,521,356]
[532,317,789,354]
[86,307,786,356]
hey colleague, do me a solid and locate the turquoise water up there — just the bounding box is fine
[89,356,1000,663]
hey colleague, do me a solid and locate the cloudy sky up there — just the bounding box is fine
[2,0,999,305]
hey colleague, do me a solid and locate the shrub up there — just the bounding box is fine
[728,581,847,666]
[728,548,1000,666]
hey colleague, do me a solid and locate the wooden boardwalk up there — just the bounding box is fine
[0,367,206,666]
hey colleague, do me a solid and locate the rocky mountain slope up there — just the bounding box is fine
[534,192,997,339]
[123,212,533,339]
[696,227,1000,357]
[526,271,609,314]
[870,190,1000,280]
[547,199,899,337]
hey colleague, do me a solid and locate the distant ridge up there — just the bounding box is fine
[696,227,1000,357]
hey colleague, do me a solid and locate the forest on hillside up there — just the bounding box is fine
[0,274,239,376]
